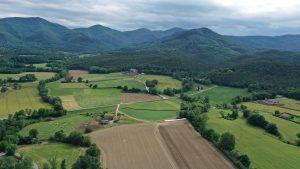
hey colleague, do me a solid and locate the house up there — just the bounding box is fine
[128,68,139,75]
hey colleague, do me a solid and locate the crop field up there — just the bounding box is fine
[17,143,81,169]
[159,121,235,169]
[121,93,161,103]
[136,74,182,91]
[19,115,93,140]
[90,121,234,169]
[60,95,81,110]
[120,100,180,121]
[207,109,300,169]
[0,87,51,117]
[275,97,300,112]
[193,86,251,105]
[91,79,145,89]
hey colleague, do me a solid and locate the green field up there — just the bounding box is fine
[91,79,145,90]
[18,143,81,169]
[275,97,300,113]
[74,89,121,108]
[120,99,180,121]
[19,115,93,140]
[193,86,251,105]
[243,102,300,143]
[47,82,122,108]
[136,74,182,91]
[0,87,51,117]
[207,108,300,169]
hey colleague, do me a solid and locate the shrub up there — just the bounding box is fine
[238,155,251,168]
[265,123,280,136]
[84,127,93,134]
[218,132,235,151]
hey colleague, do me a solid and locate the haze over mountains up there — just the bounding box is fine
[1,17,300,53]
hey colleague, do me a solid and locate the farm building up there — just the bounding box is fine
[128,68,139,75]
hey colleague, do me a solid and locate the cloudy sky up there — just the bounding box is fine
[1,0,300,35]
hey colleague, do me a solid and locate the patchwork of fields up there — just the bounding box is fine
[1,70,299,169]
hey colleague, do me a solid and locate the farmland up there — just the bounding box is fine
[136,74,182,91]
[19,115,93,140]
[120,99,180,121]
[89,121,234,169]
[0,72,55,117]
[17,143,81,169]
[192,86,251,105]
[207,108,300,169]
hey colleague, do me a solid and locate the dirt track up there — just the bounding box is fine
[90,120,235,169]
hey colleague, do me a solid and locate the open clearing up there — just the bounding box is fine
[84,72,130,82]
[90,121,234,169]
[69,70,88,79]
[18,143,81,169]
[193,86,251,105]
[91,79,145,89]
[207,108,300,169]
[0,72,55,81]
[121,93,161,103]
[159,121,235,169]
[136,74,182,91]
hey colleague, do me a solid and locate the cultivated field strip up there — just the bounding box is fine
[90,121,235,169]
[159,121,235,169]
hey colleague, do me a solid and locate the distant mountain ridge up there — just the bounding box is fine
[1,17,300,52]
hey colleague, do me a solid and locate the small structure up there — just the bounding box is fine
[255,99,284,106]
[128,68,139,76]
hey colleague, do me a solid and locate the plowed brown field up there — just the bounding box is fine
[121,93,161,103]
[89,120,235,169]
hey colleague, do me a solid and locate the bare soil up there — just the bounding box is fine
[69,70,88,80]
[89,120,234,169]
[159,120,235,169]
[121,93,161,103]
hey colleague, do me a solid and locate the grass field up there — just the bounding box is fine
[136,74,181,91]
[18,143,81,169]
[275,97,300,113]
[193,86,251,105]
[91,79,145,90]
[74,89,121,108]
[207,108,300,169]
[19,115,93,140]
[0,72,55,81]
[47,82,122,108]
[243,102,300,143]
[0,87,51,117]
[120,99,180,121]
[33,63,48,68]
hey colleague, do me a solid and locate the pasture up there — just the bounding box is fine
[19,115,93,140]
[136,74,182,91]
[275,97,300,112]
[193,86,251,105]
[207,108,300,169]
[84,72,130,81]
[120,99,180,121]
[17,143,81,169]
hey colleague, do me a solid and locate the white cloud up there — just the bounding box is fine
[0,0,300,35]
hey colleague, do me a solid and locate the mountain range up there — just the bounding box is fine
[1,17,300,53]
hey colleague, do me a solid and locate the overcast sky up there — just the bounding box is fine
[1,0,300,35]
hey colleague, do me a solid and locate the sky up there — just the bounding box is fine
[1,0,300,35]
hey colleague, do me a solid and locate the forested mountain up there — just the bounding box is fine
[226,35,300,51]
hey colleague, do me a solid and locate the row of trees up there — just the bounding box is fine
[50,130,91,147]
[179,95,251,169]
